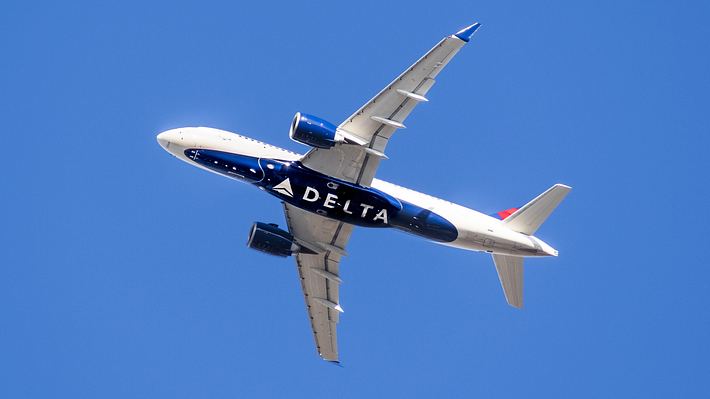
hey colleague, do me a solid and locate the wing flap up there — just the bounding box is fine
[283,203,354,361]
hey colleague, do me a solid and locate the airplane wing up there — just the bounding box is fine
[299,23,481,187]
[282,202,354,362]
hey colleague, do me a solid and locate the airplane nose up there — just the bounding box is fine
[157,133,169,149]
[156,129,177,150]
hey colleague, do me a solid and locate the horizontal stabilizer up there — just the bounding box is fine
[504,184,571,235]
[492,254,524,308]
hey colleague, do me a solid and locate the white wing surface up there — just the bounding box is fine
[299,23,481,187]
[283,203,354,362]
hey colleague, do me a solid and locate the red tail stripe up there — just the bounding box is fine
[497,208,518,220]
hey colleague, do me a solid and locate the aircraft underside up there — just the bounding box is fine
[186,148,459,243]
[156,21,570,361]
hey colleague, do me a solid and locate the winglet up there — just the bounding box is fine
[454,22,481,42]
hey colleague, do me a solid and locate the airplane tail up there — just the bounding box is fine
[492,254,524,308]
[492,184,571,308]
[503,184,571,235]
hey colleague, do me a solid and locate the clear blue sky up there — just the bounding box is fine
[2,0,709,397]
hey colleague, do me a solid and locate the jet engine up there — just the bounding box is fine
[289,112,340,149]
[246,222,301,257]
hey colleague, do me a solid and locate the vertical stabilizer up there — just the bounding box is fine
[492,254,524,308]
[504,184,571,235]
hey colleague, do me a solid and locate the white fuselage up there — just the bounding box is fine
[157,127,557,257]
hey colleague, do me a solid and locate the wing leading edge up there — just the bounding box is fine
[300,23,481,187]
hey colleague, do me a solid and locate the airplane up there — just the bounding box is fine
[156,22,571,362]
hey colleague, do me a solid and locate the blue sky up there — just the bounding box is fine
[2,0,709,397]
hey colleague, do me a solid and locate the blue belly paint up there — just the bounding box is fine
[186,149,458,242]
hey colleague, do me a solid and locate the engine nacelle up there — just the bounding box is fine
[246,222,300,257]
[289,112,340,149]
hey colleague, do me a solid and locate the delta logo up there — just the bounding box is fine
[271,178,388,223]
